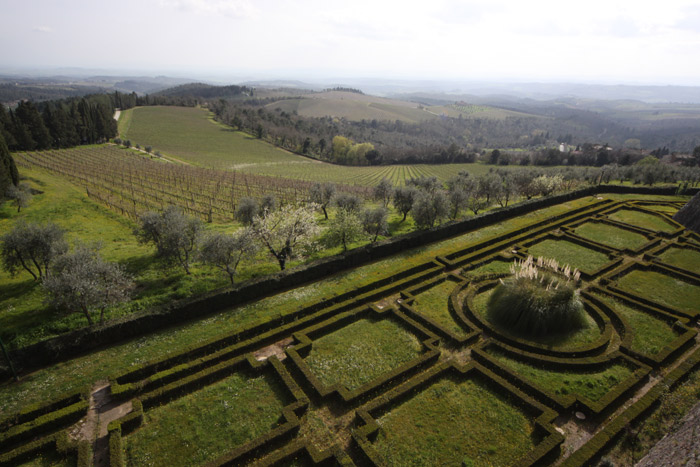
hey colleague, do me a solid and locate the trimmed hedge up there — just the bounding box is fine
[473,340,651,417]
[7,189,678,381]
[399,273,480,345]
[0,399,88,452]
[587,288,698,367]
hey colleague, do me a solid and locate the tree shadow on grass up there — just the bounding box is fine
[0,279,39,303]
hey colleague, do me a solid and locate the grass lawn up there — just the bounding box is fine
[303,318,423,391]
[471,289,601,349]
[640,204,680,214]
[0,197,597,416]
[487,349,635,401]
[466,259,513,276]
[657,247,700,275]
[593,294,679,356]
[572,222,649,250]
[125,370,290,466]
[412,280,469,336]
[372,375,538,466]
[608,209,678,233]
[527,239,611,274]
[616,270,700,314]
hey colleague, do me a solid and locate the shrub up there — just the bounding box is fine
[487,256,587,337]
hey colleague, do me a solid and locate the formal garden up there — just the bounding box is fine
[1,195,699,466]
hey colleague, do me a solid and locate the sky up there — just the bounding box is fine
[1,0,700,85]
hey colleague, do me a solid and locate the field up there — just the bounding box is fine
[2,189,699,467]
[262,90,532,123]
[117,106,526,186]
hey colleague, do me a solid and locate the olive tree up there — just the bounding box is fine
[1,221,67,280]
[326,210,364,252]
[198,229,257,285]
[361,206,389,242]
[373,178,393,208]
[134,206,203,274]
[42,247,133,325]
[393,186,417,222]
[251,203,320,270]
[412,190,449,229]
[309,183,336,219]
[6,182,32,212]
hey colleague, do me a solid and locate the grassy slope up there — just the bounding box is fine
[120,106,309,168]
[120,105,519,186]
[0,196,601,416]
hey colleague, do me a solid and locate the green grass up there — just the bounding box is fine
[608,209,678,233]
[640,204,680,214]
[466,259,513,276]
[488,349,635,401]
[15,451,75,467]
[572,222,650,250]
[527,239,612,274]
[593,294,679,356]
[303,318,423,391]
[125,370,290,466]
[120,106,307,168]
[372,375,537,466]
[657,247,700,275]
[412,280,469,336]
[0,166,290,349]
[616,270,700,314]
[471,289,601,349]
[0,196,598,416]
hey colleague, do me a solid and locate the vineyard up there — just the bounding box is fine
[13,146,370,222]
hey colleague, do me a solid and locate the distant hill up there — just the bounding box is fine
[153,83,254,99]
[263,90,531,123]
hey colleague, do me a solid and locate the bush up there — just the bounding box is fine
[487,256,587,337]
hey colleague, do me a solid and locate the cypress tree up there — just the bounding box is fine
[0,133,19,202]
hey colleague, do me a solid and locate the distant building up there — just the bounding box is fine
[559,143,569,153]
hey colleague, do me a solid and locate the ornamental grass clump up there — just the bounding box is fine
[487,256,587,337]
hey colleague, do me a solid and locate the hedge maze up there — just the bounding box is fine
[2,197,700,466]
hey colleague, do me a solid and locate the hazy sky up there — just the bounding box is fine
[2,0,700,84]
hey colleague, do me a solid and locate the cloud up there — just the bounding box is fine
[159,0,257,18]
[33,26,53,33]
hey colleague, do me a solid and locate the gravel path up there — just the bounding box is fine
[636,400,700,466]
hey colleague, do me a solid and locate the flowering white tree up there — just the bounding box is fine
[251,204,321,270]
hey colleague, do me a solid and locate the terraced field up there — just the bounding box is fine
[2,196,699,467]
